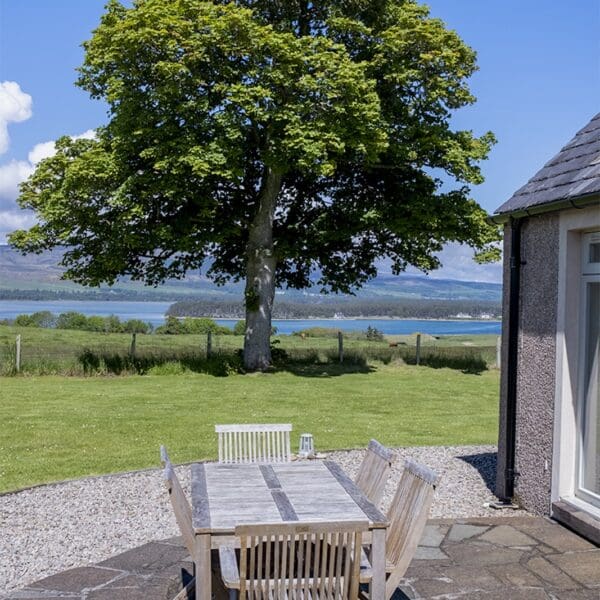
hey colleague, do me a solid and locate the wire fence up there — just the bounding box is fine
[0,329,500,377]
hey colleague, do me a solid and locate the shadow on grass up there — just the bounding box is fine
[457,451,497,494]
[75,347,487,378]
[275,362,376,377]
[79,349,243,377]
[401,350,488,375]
[79,348,375,377]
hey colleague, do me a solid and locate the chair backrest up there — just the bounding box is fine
[216,423,292,463]
[384,460,440,599]
[236,520,368,600]
[354,439,395,507]
[161,445,195,558]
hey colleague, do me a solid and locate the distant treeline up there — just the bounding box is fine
[0,287,228,302]
[3,311,247,336]
[4,311,153,333]
[167,298,501,319]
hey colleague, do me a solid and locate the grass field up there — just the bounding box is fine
[0,324,498,375]
[0,364,499,493]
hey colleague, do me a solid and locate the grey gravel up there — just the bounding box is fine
[0,445,524,595]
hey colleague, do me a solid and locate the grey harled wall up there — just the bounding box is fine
[515,213,559,514]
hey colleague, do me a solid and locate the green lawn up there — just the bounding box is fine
[0,364,499,493]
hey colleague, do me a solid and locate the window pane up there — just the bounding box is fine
[580,281,600,498]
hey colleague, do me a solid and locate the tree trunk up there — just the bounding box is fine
[243,168,282,371]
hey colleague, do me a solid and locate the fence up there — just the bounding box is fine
[0,330,500,376]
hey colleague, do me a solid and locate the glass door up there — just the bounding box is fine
[577,232,600,507]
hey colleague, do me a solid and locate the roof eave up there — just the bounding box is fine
[489,192,600,224]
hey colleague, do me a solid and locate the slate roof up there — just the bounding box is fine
[495,112,600,214]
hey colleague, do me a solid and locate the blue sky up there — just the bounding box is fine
[0,0,598,282]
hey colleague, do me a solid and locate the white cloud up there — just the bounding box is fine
[0,81,33,154]
[0,160,34,209]
[0,210,36,232]
[27,140,56,165]
[406,242,503,283]
[0,126,97,243]
[376,242,502,283]
[72,129,96,141]
[27,129,96,165]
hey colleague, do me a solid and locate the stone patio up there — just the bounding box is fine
[3,517,598,600]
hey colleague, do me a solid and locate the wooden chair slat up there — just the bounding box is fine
[318,531,327,600]
[216,424,293,464]
[354,439,395,508]
[360,459,440,600]
[160,446,195,560]
[304,531,312,600]
[219,546,240,589]
[222,521,368,600]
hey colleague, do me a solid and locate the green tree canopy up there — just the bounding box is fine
[10,0,500,370]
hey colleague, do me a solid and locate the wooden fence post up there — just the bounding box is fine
[15,334,21,372]
[129,332,137,358]
[415,333,421,366]
[496,336,501,369]
[338,331,344,364]
[207,330,212,358]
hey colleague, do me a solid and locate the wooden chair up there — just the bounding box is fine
[354,440,395,507]
[219,520,368,600]
[359,460,441,600]
[161,445,196,600]
[216,424,292,463]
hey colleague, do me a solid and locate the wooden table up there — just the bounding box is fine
[191,460,388,600]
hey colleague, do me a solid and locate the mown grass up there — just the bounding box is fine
[0,364,499,493]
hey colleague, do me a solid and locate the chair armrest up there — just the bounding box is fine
[218,546,240,590]
[359,546,372,584]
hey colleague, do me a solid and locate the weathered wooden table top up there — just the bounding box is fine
[191,460,388,534]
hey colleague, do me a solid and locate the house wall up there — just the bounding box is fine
[496,213,560,515]
[515,213,560,514]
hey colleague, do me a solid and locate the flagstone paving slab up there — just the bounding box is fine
[446,523,490,542]
[478,523,537,547]
[518,521,597,552]
[526,556,581,590]
[546,551,600,586]
[3,517,598,600]
[418,524,447,547]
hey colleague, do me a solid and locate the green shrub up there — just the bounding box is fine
[14,311,56,328]
[365,326,385,341]
[12,311,148,334]
[182,317,232,335]
[156,316,231,335]
[56,311,89,330]
[155,315,186,334]
[123,319,152,334]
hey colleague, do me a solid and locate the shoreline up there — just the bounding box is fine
[211,316,501,323]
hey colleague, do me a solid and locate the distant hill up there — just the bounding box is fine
[0,245,501,302]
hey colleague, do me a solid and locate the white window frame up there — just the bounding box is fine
[575,233,599,506]
[552,206,600,519]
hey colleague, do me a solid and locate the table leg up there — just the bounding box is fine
[369,527,386,600]
[196,533,212,600]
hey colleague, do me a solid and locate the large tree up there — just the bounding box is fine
[10,0,499,370]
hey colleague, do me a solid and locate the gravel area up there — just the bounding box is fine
[0,445,525,595]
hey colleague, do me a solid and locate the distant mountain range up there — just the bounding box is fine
[0,245,502,302]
